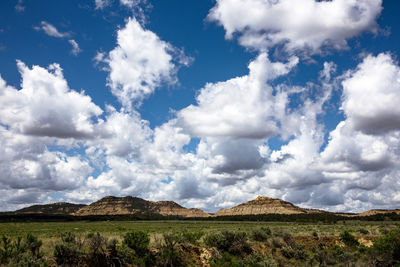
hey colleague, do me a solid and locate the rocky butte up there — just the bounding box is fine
[8,195,400,218]
[215,196,321,216]
[72,196,210,218]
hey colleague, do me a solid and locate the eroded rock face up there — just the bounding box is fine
[152,201,210,217]
[215,196,307,216]
[15,202,86,215]
[73,196,210,217]
[73,196,151,216]
[357,209,400,217]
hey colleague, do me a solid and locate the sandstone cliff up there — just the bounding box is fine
[215,196,308,216]
[15,202,86,215]
[73,196,210,218]
[357,209,400,217]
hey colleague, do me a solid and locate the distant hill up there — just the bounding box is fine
[7,195,400,220]
[356,209,400,217]
[215,196,315,216]
[15,202,86,215]
[73,196,209,218]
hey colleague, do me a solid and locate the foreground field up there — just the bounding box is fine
[0,220,399,266]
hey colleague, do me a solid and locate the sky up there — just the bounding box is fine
[0,0,400,213]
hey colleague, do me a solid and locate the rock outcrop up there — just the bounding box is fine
[357,209,400,217]
[152,201,210,217]
[11,195,400,218]
[215,196,308,216]
[15,202,86,215]
[73,196,210,217]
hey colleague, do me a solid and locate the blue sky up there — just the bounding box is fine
[1,0,400,212]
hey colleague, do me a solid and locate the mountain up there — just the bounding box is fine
[72,196,209,217]
[356,209,400,217]
[15,202,86,215]
[215,196,318,216]
[8,195,400,219]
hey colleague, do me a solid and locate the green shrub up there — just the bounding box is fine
[371,228,400,265]
[53,231,82,265]
[210,252,244,267]
[24,233,42,257]
[204,230,251,255]
[9,252,44,267]
[86,232,108,266]
[157,232,184,267]
[181,231,204,245]
[243,252,277,267]
[123,230,150,256]
[54,242,81,265]
[60,231,76,243]
[359,228,369,235]
[251,227,272,242]
[312,231,319,238]
[340,230,359,247]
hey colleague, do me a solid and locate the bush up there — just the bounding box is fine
[60,231,76,243]
[24,233,42,257]
[9,252,44,267]
[181,231,204,245]
[371,228,400,265]
[123,230,150,256]
[280,233,308,260]
[157,232,184,267]
[54,242,81,265]
[86,232,108,266]
[243,252,277,267]
[204,230,252,256]
[210,252,243,267]
[251,227,272,242]
[340,230,359,247]
[53,231,82,265]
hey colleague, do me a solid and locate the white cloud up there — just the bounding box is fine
[208,0,382,53]
[0,126,93,193]
[341,53,400,134]
[95,0,111,9]
[178,53,298,139]
[68,39,81,56]
[103,18,187,109]
[0,61,102,139]
[35,21,70,38]
[316,53,400,211]
[120,0,141,8]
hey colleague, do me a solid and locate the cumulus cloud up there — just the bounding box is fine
[34,21,70,38]
[0,125,93,193]
[208,0,382,53]
[101,18,189,109]
[68,39,81,56]
[94,0,111,9]
[0,61,102,139]
[316,53,400,210]
[341,53,400,134]
[178,53,298,139]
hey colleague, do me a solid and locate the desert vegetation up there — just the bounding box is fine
[0,220,399,266]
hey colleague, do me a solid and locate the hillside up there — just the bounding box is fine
[73,196,209,217]
[15,202,86,215]
[215,196,319,216]
[8,195,400,219]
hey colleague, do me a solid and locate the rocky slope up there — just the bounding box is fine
[15,202,86,215]
[356,209,400,217]
[215,196,311,216]
[73,196,210,217]
[10,196,400,218]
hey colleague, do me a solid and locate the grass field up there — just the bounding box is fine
[1,220,399,238]
[1,220,398,251]
[1,220,399,266]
